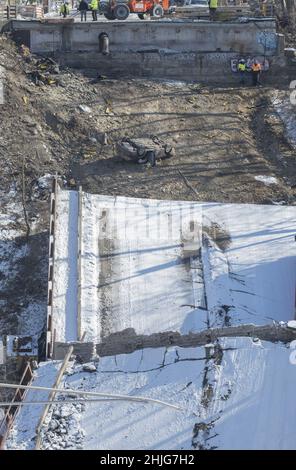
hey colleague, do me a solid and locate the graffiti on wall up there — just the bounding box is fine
[257,31,278,51]
[230,57,270,73]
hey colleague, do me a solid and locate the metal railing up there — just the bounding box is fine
[0,4,17,20]
[46,177,59,359]
[0,362,34,450]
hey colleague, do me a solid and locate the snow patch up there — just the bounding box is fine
[273,93,296,149]
[254,175,278,186]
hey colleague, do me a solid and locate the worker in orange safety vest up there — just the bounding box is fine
[251,60,262,86]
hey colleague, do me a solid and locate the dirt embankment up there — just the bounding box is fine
[1,36,296,206]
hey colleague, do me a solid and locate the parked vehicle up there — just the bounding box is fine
[101,0,171,20]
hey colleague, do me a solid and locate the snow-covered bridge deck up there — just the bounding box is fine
[7,339,296,450]
[50,187,296,347]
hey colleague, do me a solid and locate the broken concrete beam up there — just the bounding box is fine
[95,323,296,357]
[287,320,296,330]
[54,342,96,362]
[182,241,201,258]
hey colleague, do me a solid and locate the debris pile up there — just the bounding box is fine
[117,136,175,167]
[19,45,60,86]
[41,401,85,450]
[31,174,55,200]
[27,57,60,87]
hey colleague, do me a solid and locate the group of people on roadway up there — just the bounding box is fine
[60,0,100,21]
[78,0,100,21]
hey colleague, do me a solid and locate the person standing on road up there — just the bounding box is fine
[251,60,262,86]
[60,1,70,17]
[78,0,88,21]
[208,0,218,20]
[90,0,99,21]
[237,59,246,85]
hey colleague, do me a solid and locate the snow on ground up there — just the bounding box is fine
[6,361,61,450]
[0,186,29,332]
[273,92,296,149]
[17,340,295,450]
[203,203,296,326]
[210,337,296,450]
[87,340,296,450]
[254,175,279,186]
[53,191,296,342]
[0,185,47,339]
[0,184,25,243]
[18,301,47,337]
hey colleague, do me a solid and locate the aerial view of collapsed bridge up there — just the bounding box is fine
[1,0,296,453]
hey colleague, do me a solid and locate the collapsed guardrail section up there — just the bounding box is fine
[0,362,33,449]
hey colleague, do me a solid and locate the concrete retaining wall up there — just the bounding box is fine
[57,49,284,84]
[0,19,9,32]
[11,19,280,55]
[9,19,286,83]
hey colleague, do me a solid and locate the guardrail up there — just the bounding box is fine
[19,5,44,19]
[0,362,33,449]
[174,5,252,19]
[0,4,45,20]
[46,177,59,359]
[0,5,17,20]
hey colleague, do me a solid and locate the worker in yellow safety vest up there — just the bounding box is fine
[60,2,70,18]
[237,59,246,85]
[89,0,99,21]
[208,0,218,20]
